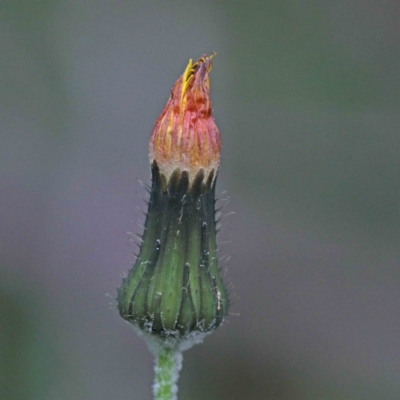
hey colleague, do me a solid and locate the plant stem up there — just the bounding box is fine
[153,346,182,400]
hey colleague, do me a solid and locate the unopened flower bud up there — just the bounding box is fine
[118,54,229,346]
[149,53,221,183]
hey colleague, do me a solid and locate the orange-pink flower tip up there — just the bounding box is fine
[149,53,221,183]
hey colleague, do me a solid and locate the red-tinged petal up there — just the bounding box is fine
[149,53,221,183]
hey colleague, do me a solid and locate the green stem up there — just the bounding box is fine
[153,346,182,400]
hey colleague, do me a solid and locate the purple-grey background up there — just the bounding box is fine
[1,1,400,399]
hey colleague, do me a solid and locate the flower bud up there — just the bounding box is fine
[118,54,229,345]
[149,53,221,183]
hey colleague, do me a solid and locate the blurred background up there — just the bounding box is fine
[1,1,400,399]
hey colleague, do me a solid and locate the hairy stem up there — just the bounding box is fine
[153,347,182,400]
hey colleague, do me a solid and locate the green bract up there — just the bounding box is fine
[118,162,229,343]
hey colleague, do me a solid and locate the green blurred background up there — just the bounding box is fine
[1,1,400,399]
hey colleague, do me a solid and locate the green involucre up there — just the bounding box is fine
[117,162,229,340]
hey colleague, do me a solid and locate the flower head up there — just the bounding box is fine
[118,54,229,348]
[149,53,221,183]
